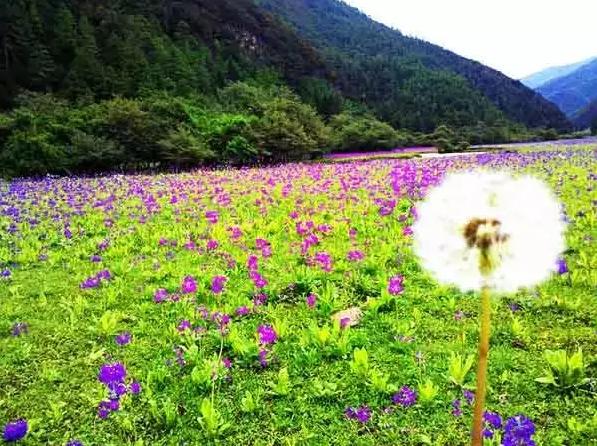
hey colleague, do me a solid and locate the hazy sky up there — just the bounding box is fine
[342,0,597,79]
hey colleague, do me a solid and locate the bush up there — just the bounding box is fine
[329,112,404,152]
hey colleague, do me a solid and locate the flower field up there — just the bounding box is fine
[1,147,596,445]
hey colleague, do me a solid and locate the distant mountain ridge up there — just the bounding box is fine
[258,0,571,131]
[536,58,597,122]
[521,57,597,89]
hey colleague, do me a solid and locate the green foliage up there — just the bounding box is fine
[418,379,439,404]
[329,112,407,152]
[535,349,589,390]
[350,347,370,379]
[269,367,292,396]
[447,353,475,387]
[198,398,229,438]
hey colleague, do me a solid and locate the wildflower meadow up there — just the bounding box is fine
[1,147,595,445]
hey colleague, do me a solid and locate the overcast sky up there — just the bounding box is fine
[342,0,597,79]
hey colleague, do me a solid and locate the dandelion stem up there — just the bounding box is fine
[471,285,491,446]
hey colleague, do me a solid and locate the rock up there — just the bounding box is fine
[331,307,362,328]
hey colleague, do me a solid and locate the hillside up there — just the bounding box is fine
[0,0,328,106]
[521,57,596,89]
[572,99,597,130]
[536,58,597,118]
[258,0,571,131]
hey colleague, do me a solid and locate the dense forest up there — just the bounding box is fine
[0,0,573,177]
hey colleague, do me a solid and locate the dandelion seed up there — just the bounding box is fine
[412,171,566,293]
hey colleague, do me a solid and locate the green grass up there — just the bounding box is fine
[0,147,595,445]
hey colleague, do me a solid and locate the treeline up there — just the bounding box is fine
[0,80,557,177]
[0,0,570,178]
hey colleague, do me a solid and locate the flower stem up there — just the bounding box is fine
[471,286,491,446]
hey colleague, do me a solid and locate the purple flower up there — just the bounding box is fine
[1,269,11,278]
[452,399,462,417]
[129,381,141,395]
[80,276,100,289]
[97,402,110,419]
[236,306,250,317]
[11,322,28,337]
[205,210,219,224]
[153,288,168,303]
[211,275,227,294]
[2,419,28,442]
[340,317,351,329]
[258,348,269,367]
[306,293,317,308]
[115,332,132,346]
[463,389,475,405]
[222,358,232,369]
[388,275,404,295]
[345,406,371,424]
[503,414,536,446]
[177,320,191,332]
[392,385,417,407]
[98,363,127,386]
[66,440,84,446]
[253,293,267,306]
[347,250,365,262]
[206,239,219,251]
[250,271,268,289]
[181,276,197,294]
[509,303,521,313]
[90,255,102,263]
[314,251,333,272]
[402,226,413,236]
[96,270,112,280]
[556,258,568,275]
[484,410,503,429]
[257,325,277,345]
[247,255,259,271]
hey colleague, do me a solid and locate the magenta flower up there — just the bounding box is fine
[205,210,219,224]
[388,275,404,295]
[211,275,227,294]
[206,239,219,251]
[236,306,250,316]
[306,293,317,308]
[247,255,259,271]
[181,276,197,294]
[250,271,268,289]
[153,288,168,303]
[347,250,365,262]
[257,324,277,344]
[222,358,232,369]
[177,320,192,332]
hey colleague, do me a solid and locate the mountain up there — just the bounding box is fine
[535,58,597,119]
[257,0,571,131]
[571,99,597,130]
[0,0,570,133]
[521,57,597,89]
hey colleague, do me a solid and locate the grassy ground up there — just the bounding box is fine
[1,147,595,445]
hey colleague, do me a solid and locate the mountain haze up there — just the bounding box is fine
[521,57,596,89]
[535,58,597,120]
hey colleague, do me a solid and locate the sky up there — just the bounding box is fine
[342,0,597,79]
